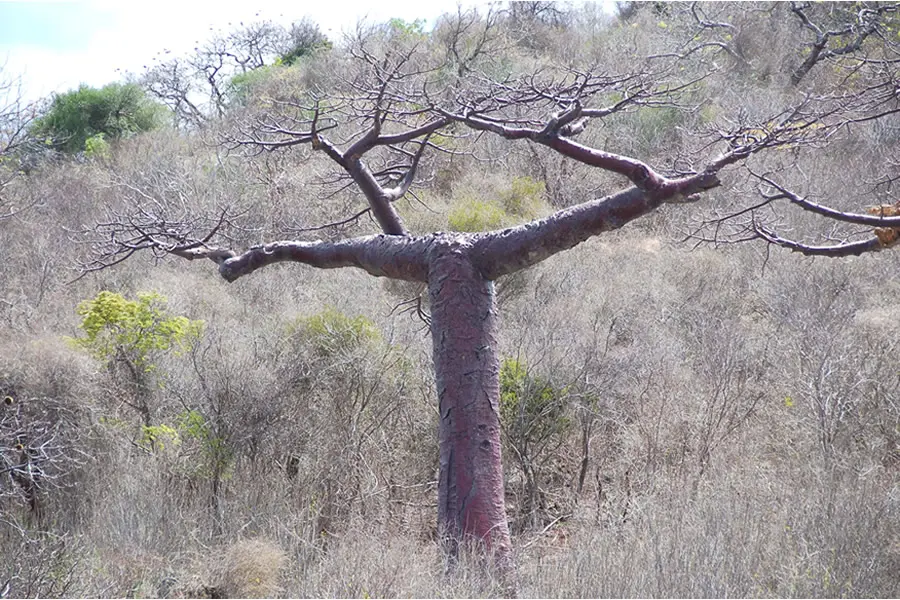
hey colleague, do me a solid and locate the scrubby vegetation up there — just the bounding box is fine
[30,83,167,154]
[1,2,899,597]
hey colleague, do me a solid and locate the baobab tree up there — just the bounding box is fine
[80,9,900,568]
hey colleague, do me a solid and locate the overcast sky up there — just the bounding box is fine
[0,0,493,102]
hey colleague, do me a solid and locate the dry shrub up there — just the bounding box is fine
[0,336,99,520]
[284,531,501,599]
[209,538,287,599]
[2,5,900,597]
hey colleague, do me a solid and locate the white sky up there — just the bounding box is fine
[0,0,494,102]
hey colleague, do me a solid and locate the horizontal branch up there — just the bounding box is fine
[760,176,900,227]
[171,235,432,283]
[754,225,886,257]
[472,171,720,279]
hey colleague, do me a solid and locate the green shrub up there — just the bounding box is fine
[137,409,233,477]
[448,198,506,232]
[500,358,570,439]
[291,306,381,356]
[83,133,111,159]
[31,83,167,153]
[176,409,233,479]
[138,423,180,451]
[71,291,203,371]
[448,178,548,233]
[499,176,547,219]
[499,357,572,529]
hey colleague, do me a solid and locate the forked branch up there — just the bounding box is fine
[753,225,885,257]
[81,209,434,287]
[714,173,900,257]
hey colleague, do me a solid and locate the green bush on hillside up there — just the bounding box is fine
[448,199,507,232]
[71,291,204,371]
[290,306,382,357]
[31,83,167,153]
[448,177,549,233]
[500,358,571,441]
[500,176,547,219]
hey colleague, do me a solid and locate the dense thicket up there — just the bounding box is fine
[1,2,898,597]
[29,83,167,154]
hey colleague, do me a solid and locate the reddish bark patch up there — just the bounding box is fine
[428,235,512,562]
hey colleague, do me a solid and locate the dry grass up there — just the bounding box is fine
[210,539,287,598]
[1,4,899,598]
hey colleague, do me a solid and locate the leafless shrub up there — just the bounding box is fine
[0,66,40,220]
[0,338,96,523]
[0,531,84,599]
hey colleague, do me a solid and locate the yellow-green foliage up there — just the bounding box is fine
[448,199,506,232]
[500,358,571,440]
[176,409,233,479]
[448,177,548,233]
[84,133,111,159]
[136,410,233,477]
[292,306,381,356]
[71,291,204,369]
[138,423,180,451]
[499,176,547,219]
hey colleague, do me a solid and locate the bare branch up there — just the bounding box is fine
[788,1,900,86]
[756,174,900,228]
[472,173,717,280]
[0,66,39,218]
[753,224,886,257]
[227,39,460,237]
[175,235,431,283]
[1,392,90,512]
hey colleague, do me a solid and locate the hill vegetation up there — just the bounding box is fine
[1,2,899,597]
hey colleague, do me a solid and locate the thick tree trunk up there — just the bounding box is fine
[427,236,512,566]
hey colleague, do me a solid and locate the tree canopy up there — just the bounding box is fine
[30,82,167,153]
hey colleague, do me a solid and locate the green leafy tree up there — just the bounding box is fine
[71,291,203,426]
[31,83,166,153]
[500,358,571,530]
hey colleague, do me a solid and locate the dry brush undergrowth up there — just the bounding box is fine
[2,3,899,598]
